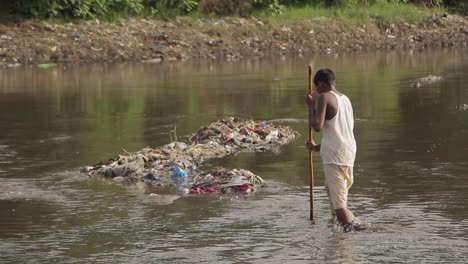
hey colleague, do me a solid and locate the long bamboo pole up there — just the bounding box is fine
[308,65,315,223]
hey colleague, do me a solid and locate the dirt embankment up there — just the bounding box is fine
[0,14,467,66]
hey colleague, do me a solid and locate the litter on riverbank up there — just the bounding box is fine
[80,117,299,194]
[1,14,466,66]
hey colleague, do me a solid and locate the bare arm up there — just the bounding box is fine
[306,93,328,132]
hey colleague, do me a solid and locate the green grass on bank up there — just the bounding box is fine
[256,3,444,23]
[1,2,446,24]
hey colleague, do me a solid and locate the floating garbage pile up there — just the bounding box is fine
[81,117,299,194]
[410,75,443,88]
[190,117,298,156]
[191,167,264,194]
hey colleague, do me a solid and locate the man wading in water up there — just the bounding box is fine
[305,69,365,232]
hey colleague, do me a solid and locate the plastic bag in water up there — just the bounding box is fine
[172,167,189,194]
[172,167,188,178]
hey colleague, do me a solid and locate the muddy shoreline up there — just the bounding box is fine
[0,14,467,66]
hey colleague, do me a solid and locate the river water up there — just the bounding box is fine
[1,49,467,263]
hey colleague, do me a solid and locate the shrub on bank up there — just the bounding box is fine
[12,0,145,18]
[3,0,463,19]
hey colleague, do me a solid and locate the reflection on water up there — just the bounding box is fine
[1,49,467,263]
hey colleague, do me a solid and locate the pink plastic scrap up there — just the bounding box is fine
[237,183,253,193]
[190,187,203,194]
[204,187,220,193]
[190,186,220,194]
[190,184,254,194]
[225,132,234,141]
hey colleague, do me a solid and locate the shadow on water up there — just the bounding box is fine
[1,49,468,263]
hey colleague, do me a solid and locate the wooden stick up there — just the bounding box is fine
[308,65,315,223]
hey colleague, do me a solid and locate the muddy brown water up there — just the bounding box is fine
[1,49,467,263]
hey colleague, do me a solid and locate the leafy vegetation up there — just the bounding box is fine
[1,0,463,19]
[257,3,443,22]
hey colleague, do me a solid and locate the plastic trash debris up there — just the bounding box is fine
[190,186,220,194]
[172,167,188,194]
[237,183,253,193]
[265,130,279,141]
[172,167,188,178]
[191,167,263,194]
[457,104,468,111]
[242,136,253,143]
[80,117,299,193]
[225,132,234,141]
[410,75,443,88]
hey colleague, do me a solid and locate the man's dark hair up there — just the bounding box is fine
[313,69,336,87]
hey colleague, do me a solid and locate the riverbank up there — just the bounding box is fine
[0,13,467,66]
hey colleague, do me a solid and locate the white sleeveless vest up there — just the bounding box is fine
[320,91,357,167]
